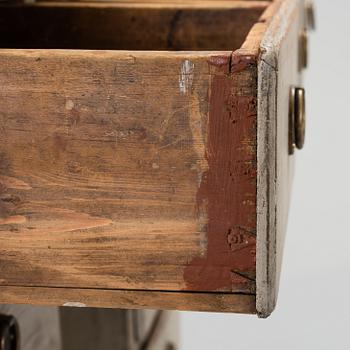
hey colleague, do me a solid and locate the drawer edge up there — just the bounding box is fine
[0,286,256,314]
[257,0,304,318]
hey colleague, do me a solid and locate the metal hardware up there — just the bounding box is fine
[306,0,316,30]
[299,29,308,70]
[294,87,306,150]
[289,87,306,154]
[0,314,20,350]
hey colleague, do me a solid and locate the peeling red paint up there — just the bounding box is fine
[183,54,257,293]
[231,53,257,73]
[206,55,230,68]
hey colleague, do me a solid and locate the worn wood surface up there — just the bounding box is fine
[0,0,300,315]
[0,2,266,51]
[0,286,256,313]
[0,50,217,292]
[0,46,258,294]
[256,0,304,317]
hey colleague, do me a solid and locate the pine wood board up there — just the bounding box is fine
[0,286,256,313]
[0,0,303,316]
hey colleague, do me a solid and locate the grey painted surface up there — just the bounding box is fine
[181,1,350,349]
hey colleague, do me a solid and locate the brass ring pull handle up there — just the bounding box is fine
[289,87,306,154]
[294,87,306,149]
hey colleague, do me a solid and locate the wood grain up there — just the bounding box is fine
[0,50,215,292]
[0,0,273,304]
[0,286,256,314]
[0,0,300,315]
[0,45,259,293]
[256,0,304,317]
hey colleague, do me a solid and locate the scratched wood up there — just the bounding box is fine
[0,0,302,316]
[0,286,256,313]
[257,0,304,317]
[0,50,216,291]
[0,47,259,293]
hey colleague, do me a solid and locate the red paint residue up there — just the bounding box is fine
[183,55,257,293]
[206,55,231,68]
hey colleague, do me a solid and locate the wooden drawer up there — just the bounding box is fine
[0,0,308,317]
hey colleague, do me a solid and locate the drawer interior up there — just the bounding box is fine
[0,2,267,51]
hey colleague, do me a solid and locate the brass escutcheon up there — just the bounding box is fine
[289,87,306,154]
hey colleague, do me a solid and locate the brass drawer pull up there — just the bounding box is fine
[289,87,306,154]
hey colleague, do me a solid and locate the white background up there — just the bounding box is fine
[181,1,350,349]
